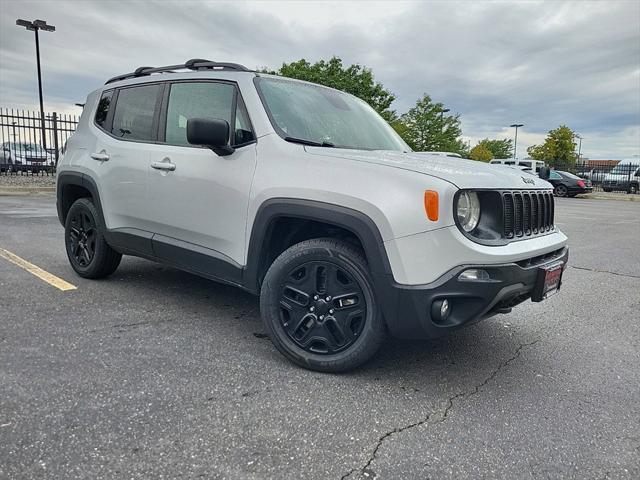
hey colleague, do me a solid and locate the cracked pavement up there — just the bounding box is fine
[1,195,639,479]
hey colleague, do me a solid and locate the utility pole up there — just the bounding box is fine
[16,19,56,150]
[575,134,583,160]
[510,123,524,159]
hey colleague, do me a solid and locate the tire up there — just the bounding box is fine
[628,184,638,194]
[260,238,385,372]
[64,198,122,279]
[554,185,568,197]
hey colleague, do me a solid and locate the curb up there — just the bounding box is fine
[578,193,638,202]
[0,187,55,195]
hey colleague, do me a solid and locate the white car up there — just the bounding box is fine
[56,59,568,372]
[1,142,54,167]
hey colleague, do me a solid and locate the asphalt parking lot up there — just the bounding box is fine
[1,194,639,480]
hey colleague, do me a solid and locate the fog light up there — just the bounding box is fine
[431,298,451,323]
[458,268,490,281]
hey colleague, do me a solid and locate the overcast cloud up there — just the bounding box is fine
[0,0,638,158]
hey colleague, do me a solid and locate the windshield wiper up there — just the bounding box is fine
[284,136,334,148]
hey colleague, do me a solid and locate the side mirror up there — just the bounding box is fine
[538,166,550,180]
[187,118,234,156]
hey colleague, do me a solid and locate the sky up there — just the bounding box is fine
[0,0,638,159]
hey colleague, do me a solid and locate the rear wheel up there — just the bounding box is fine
[65,198,122,279]
[260,238,385,372]
[628,184,638,194]
[554,185,568,197]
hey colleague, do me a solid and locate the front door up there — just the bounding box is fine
[144,81,257,277]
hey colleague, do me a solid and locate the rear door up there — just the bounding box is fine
[90,84,163,254]
[144,80,257,275]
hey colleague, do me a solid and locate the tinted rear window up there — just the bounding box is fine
[111,84,162,141]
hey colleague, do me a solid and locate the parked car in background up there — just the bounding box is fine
[1,142,54,167]
[547,170,592,197]
[490,158,546,173]
[602,159,640,194]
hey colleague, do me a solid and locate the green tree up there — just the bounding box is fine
[469,143,494,162]
[476,138,513,159]
[527,125,578,167]
[265,57,396,120]
[396,94,467,154]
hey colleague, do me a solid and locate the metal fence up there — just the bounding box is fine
[554,160,640,193]
[0,108,79,175]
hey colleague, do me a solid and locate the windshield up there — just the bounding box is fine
[255,76,410,151]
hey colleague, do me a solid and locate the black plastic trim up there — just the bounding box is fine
[242,198,393,295]
[382,246,569,339]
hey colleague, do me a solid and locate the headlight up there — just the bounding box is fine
[456,191,481,232]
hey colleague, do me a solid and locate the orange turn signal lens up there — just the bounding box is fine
[424,190,439,221]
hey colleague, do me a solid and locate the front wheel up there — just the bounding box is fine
[65,198,122,279]
[628,184,638,194]
[260,238,385,372]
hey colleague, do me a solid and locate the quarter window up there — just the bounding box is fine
[165,82,236,146]
[95,90,113,130]
[111,84,162,141]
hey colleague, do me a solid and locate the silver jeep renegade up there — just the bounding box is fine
[57,59,568,372]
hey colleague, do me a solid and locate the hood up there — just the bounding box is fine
[304,148,552,190]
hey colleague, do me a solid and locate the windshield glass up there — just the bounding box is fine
[255,76,410,151]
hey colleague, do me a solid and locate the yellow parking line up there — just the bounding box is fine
[0,247,77,291]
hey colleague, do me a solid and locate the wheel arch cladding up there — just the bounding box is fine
[57,172,105,227]
[243,198,395,294]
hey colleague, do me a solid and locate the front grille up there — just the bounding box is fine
[502,191,554,239]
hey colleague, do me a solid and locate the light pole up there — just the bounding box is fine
[439,108,450,123]
[510,123,524,159]
[16,19,55,151]
[574,134,583,160]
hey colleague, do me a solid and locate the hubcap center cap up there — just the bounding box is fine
[313,299,330,316]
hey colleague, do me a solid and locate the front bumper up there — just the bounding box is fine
[375,246,568,339]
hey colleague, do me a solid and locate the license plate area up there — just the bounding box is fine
[531,262,564,302]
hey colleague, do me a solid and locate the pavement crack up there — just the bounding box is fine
[569,265,640,279]
[341,339,539,479]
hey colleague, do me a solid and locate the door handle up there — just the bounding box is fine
[90,152,109,161]
[151,161,176,171]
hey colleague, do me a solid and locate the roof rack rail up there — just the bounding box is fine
[105,59,250,85]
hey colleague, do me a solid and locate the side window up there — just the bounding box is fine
[165,82,235,146]
[234,97,255,145]
[111,84,162,141]
[549,171,562,180]
[95,90,113,130]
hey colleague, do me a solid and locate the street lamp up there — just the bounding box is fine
[574,134,583,160]
[510,123,524,159]
[16,18,56,151]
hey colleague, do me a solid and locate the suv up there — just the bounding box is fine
[57,59,568,372]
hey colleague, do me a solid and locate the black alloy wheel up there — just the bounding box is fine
[279,261,366,354]
[260,238,385,372]
[64,198,122,278]
[68,209,96,267]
